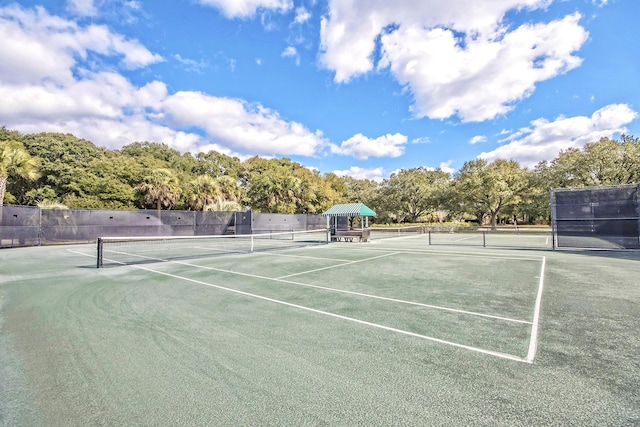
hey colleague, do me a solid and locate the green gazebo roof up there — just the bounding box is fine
[321,203,376,217]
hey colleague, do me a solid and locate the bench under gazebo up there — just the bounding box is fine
[322,203,376,242]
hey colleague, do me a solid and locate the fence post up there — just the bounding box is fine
[96,237,103,268]
[38,206,42,246]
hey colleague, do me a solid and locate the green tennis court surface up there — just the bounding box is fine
[1,235,638,425]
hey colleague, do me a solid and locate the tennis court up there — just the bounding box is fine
[1,232,639,425]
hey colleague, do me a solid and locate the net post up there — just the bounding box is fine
[250,235,255,252]
[482,230,486,247]
[97,237,103,268]
[428,230,431,245]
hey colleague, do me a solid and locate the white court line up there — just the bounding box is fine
[453,235,481,242]
[71,249,529,364]
[276,252,398,279]
[371,233,425,241]
[254,251,351,263]
[87,248,531,325]
[525,256,546,364]
[354,245,543,262]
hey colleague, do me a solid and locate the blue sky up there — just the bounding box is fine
[0,0,638,180]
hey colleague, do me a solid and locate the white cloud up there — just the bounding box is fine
[330,133,407,159]
[281,46,300,65]
[320,1,588,122]
[332,166,386,182]
[66,0,142,21]
[66,0,97,16]
[293,6,311,24]
[439,161,455,174]
[193,0,293,18]
[320,0,546,83]
[469,135,487,144]
[162,91,326,156]
[412,136,430,144]
[0,4,327,158]
[479,104,638,168]
[174,54,207,73]
[0,4,162,84]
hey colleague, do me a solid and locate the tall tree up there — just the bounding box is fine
[379,167,450,223]
[241,157,336,214]
[195,151,242,179]
[187,175,221,211]
[216,175,242,202]
[580,136,640,185]
[340,176,378,206]
[135,168,181,211]
[204,196,243,212]
[1,140,40,205]
[16,132,107,205]
[452,159,528,229]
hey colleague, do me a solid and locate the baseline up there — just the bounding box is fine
[71,249,530,364]
[77,249,531,325]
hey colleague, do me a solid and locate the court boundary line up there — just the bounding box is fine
[525,256,546,364]
[368,233,424,241]
[275,252,399,279]
[357,245,543,262]
[79,248,533,325]
[453,235,481,242]
[254,251,351,262]
[69,249,530,364]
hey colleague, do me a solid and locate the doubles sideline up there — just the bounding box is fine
[68,248,545,364]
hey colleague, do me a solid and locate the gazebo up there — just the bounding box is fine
[321,203,376,242]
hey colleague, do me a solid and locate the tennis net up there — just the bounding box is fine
[369,226,424,240]
[96,229,330,268]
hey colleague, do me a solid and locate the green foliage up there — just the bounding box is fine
[378,167,449,223]
[204,196,243,212]
[341,176,378,205]
[24,186,58,205]
[2,127,639,226]
[1,139,40,205]
[241,157,339,214]
[451,159,528,229]
[195,151,242,178]
[187,175,221,211]
[135,168,182,211]
[37,200,69,209]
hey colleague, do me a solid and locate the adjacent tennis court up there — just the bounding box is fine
[1,232,638,425]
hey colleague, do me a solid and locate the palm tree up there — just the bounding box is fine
[216,175,242,202]
[1,140,40,206]
[204,196,243,212]
[187,175,221,211]
[134,168,181,211]
[37,200,69,209]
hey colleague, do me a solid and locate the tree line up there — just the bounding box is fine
[1,127,639,227]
